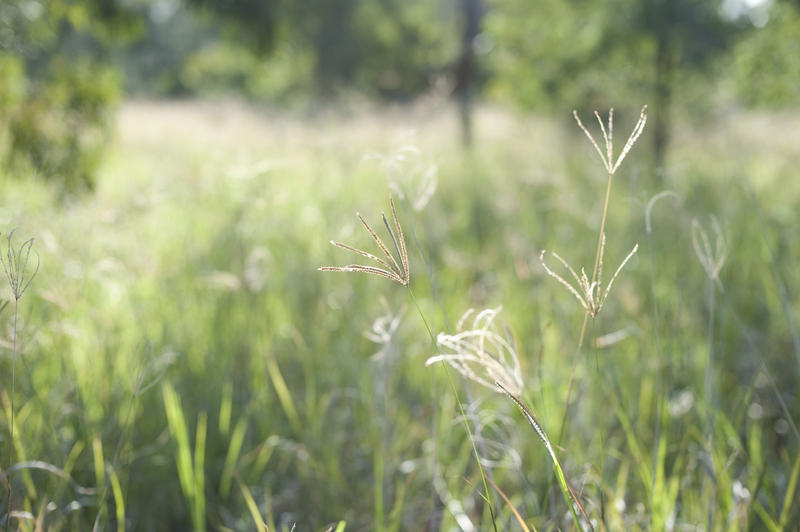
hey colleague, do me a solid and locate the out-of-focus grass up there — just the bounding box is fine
[0,99,798,530]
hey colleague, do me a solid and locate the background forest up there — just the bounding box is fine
[1,0,800,530]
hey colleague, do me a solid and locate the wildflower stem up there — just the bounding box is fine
[497,382,591,532]
[408,287,498,531]
[703,277,718,530]
[558,166,614,448]
[5,299,18,532]
[592,173,614,286]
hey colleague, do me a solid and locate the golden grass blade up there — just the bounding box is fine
[486,477,532,532]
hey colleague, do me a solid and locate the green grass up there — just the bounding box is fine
[0,99,799,530]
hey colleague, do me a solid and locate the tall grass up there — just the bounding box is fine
[1,231,38,531]
[0,100,798,529]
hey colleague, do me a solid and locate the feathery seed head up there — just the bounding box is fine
[364,297,405,360]
[1,230,39,301]
[692,216,726,291]
[425,307,523,396]
[319,195,410,286]
[573,106,647,175]
[540,233,638,318]
[365,141,438,212]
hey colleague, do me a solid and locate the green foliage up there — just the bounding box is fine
[180,41,315,104]
[484,0,744,111]
[180,0,457,100]
[187,0,279,52]
[2,101,799,529]
[0,0,135,192]
[731,3,800,107]
[4,58,120,191]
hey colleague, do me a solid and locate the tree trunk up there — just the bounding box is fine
[652,28,675,178]
[455,0,482,148]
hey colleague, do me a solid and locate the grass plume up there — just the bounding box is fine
[540,233,638,318]
[425,307,523,396]
[320,195,410,286]
[1,230,39,530]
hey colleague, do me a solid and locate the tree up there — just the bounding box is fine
[185,0,457,99]
[484,0,748,176]
[454,0,485,147]
[730,1,800,107]
[628,0,738,171]
[0,0,142,191]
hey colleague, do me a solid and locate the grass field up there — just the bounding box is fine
[1,98,799,530]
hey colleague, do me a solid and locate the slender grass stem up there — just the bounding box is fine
[557,170,613,447]
[646,217,664,521]
[408,287,498,531]
[592,173,615,284]
[703,278,717,531]
[5,300,18,532]
[497,383,591,532]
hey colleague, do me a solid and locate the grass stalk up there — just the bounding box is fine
[4,300,19,532]
[496,382,591,531]
[408,288,498,531]
[1,231,38,532]
[556,167,612,447]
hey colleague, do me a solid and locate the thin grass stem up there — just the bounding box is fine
[408,288,498,531]
[5,300,19,532]
[496,382,592,532]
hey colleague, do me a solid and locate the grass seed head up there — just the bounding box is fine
[364,297,405,360]
[319,195,410,286]
[540,233,638,318]
[1,230,40,302]
[692,216,726,291]
[573,106,648,175]
[426,307,523,396]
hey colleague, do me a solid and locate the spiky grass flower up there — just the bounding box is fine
[425,307,523,396]
[365,141,438,212]
[692,216,726,290]
[540,233,638,318]
[319,196,410,286]
[321,197,499,523]
[573,106,648,175]
[0,230,39,302]
[364,297,405,361]
[427,307,593,530]
[1,230,39,528]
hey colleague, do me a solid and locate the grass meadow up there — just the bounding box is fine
[1,99,800,530]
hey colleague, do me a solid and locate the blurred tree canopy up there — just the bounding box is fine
[182,0,458,99]
[0,0,144,191]
[2,0,800,191]
[485,0,747,170]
